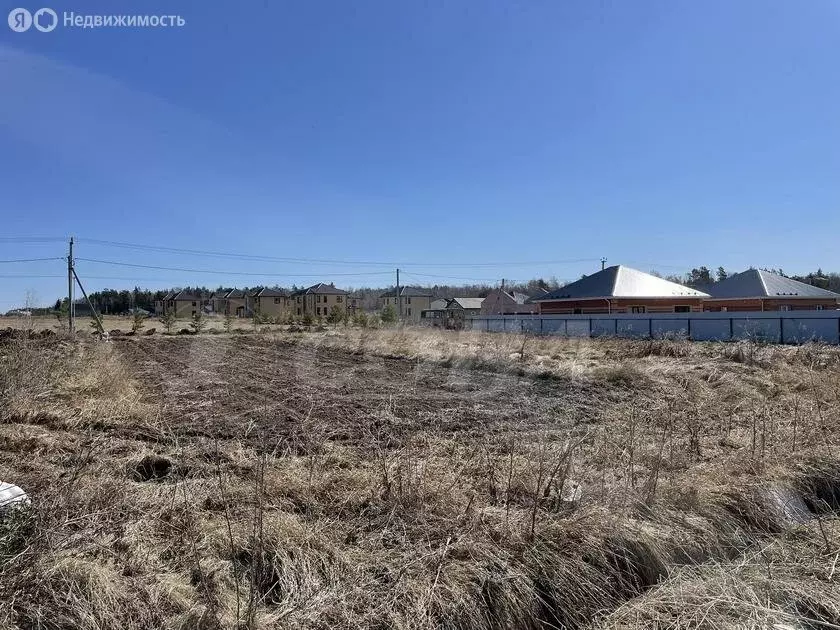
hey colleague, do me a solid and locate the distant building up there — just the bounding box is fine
[481,288,545,315]
[155,292,175,315]
[224,289,251,318]
[346,294,362,315]
[290,283,350,318]
[161,290,208,319]
[445,297,485,328]
[252,288,290,318]
[209,290,230,315]
[703,269,840,312]
[420,298,450,326]
[532,265,708,314]
[379,287,434,323]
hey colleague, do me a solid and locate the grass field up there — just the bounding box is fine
[1,325,839,629]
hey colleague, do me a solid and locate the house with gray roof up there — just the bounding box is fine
[290,283,350,318]
[444,297,485,328]
[159,290,208,318]
[252,287,291,319]
[379,286,434,322]
[703,269,839,312]
[532,265,708,314]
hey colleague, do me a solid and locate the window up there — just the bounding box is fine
[779,305,791,312]
[297,308,301,316]
[630,306,646,313]
[573,308,582,315]
[815,305,825,311]
[192,310,197,316]
[674,305,691,313]
[407,308,411,316]
[407,297,411,304]
[337,296,343,303]
[274,297,281,304]
[192,301,197,307]
[317,307,321,315]
[297,297,301,304]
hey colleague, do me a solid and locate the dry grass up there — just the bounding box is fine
[0,327,839,629]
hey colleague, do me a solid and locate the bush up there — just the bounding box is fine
[327,304,344,325]
[190,312,207,334]
[380,304,397,324]
[131,312,146,334]
[354,311,369,328]
[159,311,176,334]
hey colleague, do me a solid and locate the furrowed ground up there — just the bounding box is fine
[1,325,840,629]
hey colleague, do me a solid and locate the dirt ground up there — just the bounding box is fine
[1,329,839,629]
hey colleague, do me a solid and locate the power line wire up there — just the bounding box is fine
[0,257,65,264]
[0,237,67,243]
[400,270,501,283]
[76,257,395,278]
[76,237,601,269]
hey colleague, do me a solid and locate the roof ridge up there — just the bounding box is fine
[755,269,770,296]
[610,265,622,295]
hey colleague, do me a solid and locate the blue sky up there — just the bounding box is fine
[1,0,839,308]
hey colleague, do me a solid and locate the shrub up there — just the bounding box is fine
[190,312,207,334]
[327,304,344,325]
[131,312,146,334]
[159,311,176,334]
[354,311,369,328]
[381,304,397,324]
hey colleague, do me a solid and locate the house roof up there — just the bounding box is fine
[290,282,349,296]
[379,286,434,298]
[225,289,248,299]
[253,287,288,298]
[705,269,840,299]
[447,297,485,310]
[172,290,202,301]
[210,291,229,300]
[161,291,176,300]
[428,299,450,310]
[534,265,709,301]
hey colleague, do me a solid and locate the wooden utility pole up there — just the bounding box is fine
[396,268,401,319]
[67,237,75,333]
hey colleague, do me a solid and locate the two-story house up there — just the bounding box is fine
[378,287,434,323]
[290,283,350,318]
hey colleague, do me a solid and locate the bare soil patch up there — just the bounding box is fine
[0,329,838,629]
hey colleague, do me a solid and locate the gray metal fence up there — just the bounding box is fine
[465,312,840,345]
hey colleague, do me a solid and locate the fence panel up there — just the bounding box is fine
[464,312,840,345]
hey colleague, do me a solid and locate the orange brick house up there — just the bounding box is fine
[703,269,840,311]
[532,265,708,314]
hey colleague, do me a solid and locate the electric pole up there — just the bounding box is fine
[395,268,401,319]
[601,257,607,271]
[67,237,75,333]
